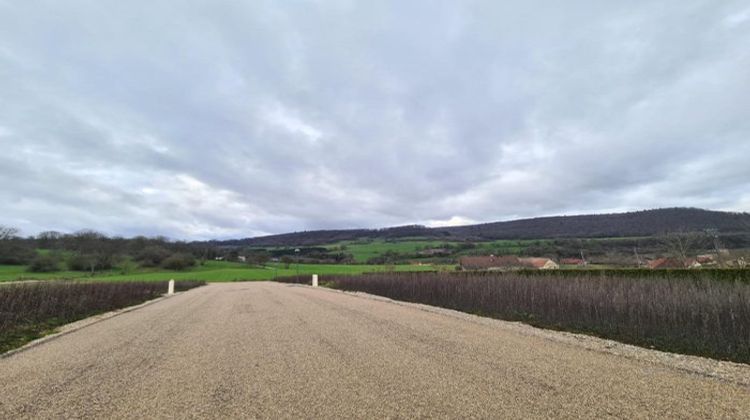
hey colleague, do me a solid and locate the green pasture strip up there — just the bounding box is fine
[0,262,444,283]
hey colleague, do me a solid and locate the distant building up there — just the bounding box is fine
[459,255,559,270]
[686,259,702,269]
[696,255,716,265]
[519,257,560,270]
[560,258,586,266]
[647,257,701,269]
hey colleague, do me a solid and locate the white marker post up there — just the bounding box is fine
[168,279,175,295]
[312,274,319,287]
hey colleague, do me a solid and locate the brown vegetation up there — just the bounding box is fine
[0,280,205,353]
[276,271,750,363]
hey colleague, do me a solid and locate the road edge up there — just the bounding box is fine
[1,293,177,359]
[289,283,750,388]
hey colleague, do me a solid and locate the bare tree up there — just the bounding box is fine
[36,231,63,249]
[659,230,707,266]
[69,230,116,274]
[703,228,728,268]
[0,225,19,241]
[633,246,644,268]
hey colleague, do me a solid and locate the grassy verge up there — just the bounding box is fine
[0,280,205,354]
[276,272,750,364]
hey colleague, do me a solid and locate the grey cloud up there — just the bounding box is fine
[1,0,749,239]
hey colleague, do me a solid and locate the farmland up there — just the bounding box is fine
[319,238,535,263]
[0,260,442,283]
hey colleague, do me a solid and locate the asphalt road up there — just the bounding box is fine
[1,282,748,419]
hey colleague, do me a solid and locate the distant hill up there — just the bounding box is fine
[219,208,750,247]
[440,208,750,240]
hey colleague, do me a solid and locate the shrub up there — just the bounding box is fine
[67,253,95,271]
[160,253,196,270]
[27,254,61,273]
[0,241,36,265]
[118,259,138,275]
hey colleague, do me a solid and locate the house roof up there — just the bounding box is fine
[648,258,677,269]
[458,255,522,269]
[459,255,560,269]
[519,257,558,269]
[696,255,715,264]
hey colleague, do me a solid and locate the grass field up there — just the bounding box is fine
[252,236,656,263]
[324,239,456,262]
[321,238,541,262]
[0,260,444,283]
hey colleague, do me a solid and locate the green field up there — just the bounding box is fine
[320,238,543,262]
[0,260,444,283]
[323,239,456,262]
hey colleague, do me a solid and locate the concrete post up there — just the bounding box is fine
[168,279,175,295]
[312,274,318,287]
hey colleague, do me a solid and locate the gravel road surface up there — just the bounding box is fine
[1,282,748,419]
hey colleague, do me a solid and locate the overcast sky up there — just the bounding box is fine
[1,1,749,240]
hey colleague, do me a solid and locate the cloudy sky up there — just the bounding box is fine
[1,1,749,239]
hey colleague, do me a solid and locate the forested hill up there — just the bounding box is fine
[220,208,750,246]
[441,208,750,240]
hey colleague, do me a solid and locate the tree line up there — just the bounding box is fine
[0,226,356,274]
[0,226,214,273]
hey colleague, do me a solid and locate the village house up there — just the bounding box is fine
[647,257,701,269]
[519,257,560,270]
[696,254,716,265]
[459,255,559,270]
[560,257,586,266]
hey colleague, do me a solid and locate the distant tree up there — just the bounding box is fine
[0,225,19,241]
[0,226,35,265]
[135,245,172,267]
[245,251,271,266]
[659,230,708,265]
[280,255,293,269]
[67,230,118,274]
[35,231,64,249]
[67,254,95,271]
